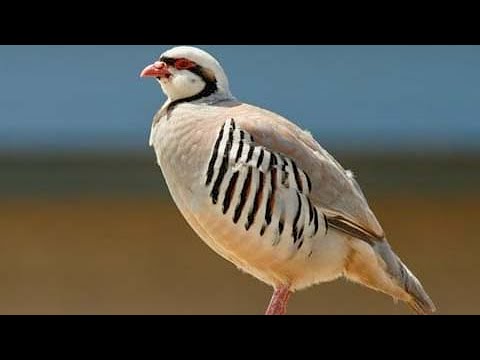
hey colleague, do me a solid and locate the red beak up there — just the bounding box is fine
[140,61,171,78]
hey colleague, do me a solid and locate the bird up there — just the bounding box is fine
[139,46,436,315]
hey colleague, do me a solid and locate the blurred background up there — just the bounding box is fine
[1,45,479,314]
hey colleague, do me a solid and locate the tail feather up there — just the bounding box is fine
[398,258,436,314]
[374,241,436,314]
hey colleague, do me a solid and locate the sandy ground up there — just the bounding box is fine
[1,194,478,315]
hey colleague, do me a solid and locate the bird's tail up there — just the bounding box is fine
[373,241,436,314]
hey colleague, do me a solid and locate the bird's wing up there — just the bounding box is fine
[230,103,385,243]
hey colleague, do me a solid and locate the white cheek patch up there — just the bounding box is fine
[161,69,205,101]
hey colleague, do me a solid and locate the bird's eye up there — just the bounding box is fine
[175,58,196,70]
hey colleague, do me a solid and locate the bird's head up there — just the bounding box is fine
[140,46,232,103]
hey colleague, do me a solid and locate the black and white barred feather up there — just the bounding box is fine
[205,119,323,250]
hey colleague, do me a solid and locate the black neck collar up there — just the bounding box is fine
[167,72,218,111]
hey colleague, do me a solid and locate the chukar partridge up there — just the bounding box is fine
[140,46,436,315]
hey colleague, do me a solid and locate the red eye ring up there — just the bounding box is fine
[175,58,195,70]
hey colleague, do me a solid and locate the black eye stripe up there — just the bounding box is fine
[159,56,214,83]
[160,56,200,71]
[159,56,175,65]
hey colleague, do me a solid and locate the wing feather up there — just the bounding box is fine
[230,104,385,241]
[165,100,385,242]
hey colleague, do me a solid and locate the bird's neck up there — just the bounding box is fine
[167,88,234,112]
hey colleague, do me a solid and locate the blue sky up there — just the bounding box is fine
[0,45,479,153]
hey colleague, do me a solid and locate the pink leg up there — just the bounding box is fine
[265,286,293,315]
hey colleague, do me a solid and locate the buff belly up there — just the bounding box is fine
[180,188,351,291]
